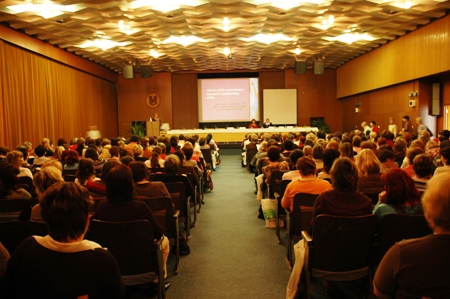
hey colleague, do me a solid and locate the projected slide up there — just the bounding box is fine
[198,78,259,122]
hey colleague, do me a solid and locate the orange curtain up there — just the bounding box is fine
[0,42,118,148]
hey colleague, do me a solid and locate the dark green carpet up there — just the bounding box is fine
[166,153,291,298]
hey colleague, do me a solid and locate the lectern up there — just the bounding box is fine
[146,121,160,137]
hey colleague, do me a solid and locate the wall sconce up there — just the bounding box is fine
[354,108,359,113]
[409,91,419,98]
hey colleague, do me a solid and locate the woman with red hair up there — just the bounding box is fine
[373,169,422,220]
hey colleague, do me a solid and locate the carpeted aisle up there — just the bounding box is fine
[166,152,291,298]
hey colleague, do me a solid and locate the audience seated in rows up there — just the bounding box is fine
[0,163,31,200]
[129,161,170,199]
[93,164,170,282]
[6,151,33,179]
[373,173,450,298]
[4,182,125,298]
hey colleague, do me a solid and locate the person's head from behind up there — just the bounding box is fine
[289,149,304,168]
[296,156,316,177]
[120,155,135,166]
[173,150,185,163]
[352,135,362,147]
[65,150,79,166]
[303,145,313,156]
[267,145,281,162]
[106,164,133,203]
[284,140,294,151]
[378,149,395,163]
[312,144,324,159]
[181,144,193,160]
[76,158,95,184]
[330,158,358,192]
[84,148,99,161]
[109,146,120,158]
[33,166,64,198]
[129,135,140,143]
[6,150,24,168]
[199,137,206,146]
[380,169,421,206]
[406,147,425,165]
[34,145,46,157]
[356,148,381,176]
[413,154,435,179]
[0,163,19,196]
[339,142,354,159]
[440,146,450,166]
[100,160,121,181]
[42,160,63,172]
[422,173,450,232]
[322,148,340,174]
[129,161,149,182]
[394,138,407,153]
[165,155,180,176]
[41,182,92,242]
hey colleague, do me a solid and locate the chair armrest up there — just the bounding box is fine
[173,210,180,218]
[153,236,164,247]
[301,230,312,243]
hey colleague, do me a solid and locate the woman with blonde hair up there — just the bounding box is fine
[388,117,397,137]
[355,148,384,193]
[30,166,64,221]
[6,150,33,179]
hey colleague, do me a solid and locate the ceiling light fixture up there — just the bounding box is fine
[295,47,301,55]
[223,47,231,56]
[324,32,375,44]
[79,38,130,51]
[149,49,161,58]
[223,17,230,32]
[162,35,206,47]
[244,0,326,10]
[118,21,133,35]
[7,1,77,19]
[243,33,292,44]
[321,15,334,30]
[131,0,207,12]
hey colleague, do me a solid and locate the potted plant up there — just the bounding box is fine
[124,121,146,137]
[311,119,331,133]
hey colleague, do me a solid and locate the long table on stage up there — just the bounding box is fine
[164,127,318,143]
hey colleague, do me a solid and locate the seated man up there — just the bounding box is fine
[3,182,125,298]
[32,145,50,166]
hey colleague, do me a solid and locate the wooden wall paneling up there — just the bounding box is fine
[172,73,198,130]
[285,69,340,132]
[259,71,285,121]
[418,79,437,135]
[117,72,172,136]
[337,14,450,98]
[0,41,6,146]
[0,25,117,83]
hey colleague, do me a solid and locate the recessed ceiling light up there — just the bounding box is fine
[242,33,292,44]
[162,35,206,47]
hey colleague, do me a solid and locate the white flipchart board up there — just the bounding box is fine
[263,89,297,125]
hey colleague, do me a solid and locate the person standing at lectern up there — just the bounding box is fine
[263,118,273,128]
[248,119,259,129]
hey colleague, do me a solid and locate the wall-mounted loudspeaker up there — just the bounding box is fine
[123,65,134,79]
[313,61,324,75]
[432,82,440,116]
[294,61,307,74]
[409,100,416,108]
[140,65,153,78]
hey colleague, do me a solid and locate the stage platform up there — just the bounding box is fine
[163,127,318,143]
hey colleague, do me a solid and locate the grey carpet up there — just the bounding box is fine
[166,153,291,298]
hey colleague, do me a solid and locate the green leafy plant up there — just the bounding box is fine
[124,121,146,137]
[311,119,331,133]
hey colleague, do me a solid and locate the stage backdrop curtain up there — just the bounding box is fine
[0,41,118,148]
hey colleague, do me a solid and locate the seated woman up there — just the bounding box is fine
[373,169,422,220]
[281,156,332,211]
[248,119,259,129]
[128,161,170,199]
[412,154,435,192]
[144,146,165,169]
[282,149,305,180]
[313,157,373,219]
[63,150,79,170]
[30,166,65,222]
[373,173,450,298]
[133,144,148,162]
[262,146,290,184]
[317,147,340,181]
[355,148,384,194]
[4,182,125,298]
[85,160,121,196]
[6,150,33,179]
[93,164,170,283]
[153,155,194,199]
[312,144,324,172]
[0,163,31,200]
[75,158,100,186]
[339,142,354,160]
[84,147,105,170]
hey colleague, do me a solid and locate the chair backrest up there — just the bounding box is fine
[62,168,78,176]
[149,167,165,174]
[145,196,176,239]
[63,174,77,182]
[310,214,378,272]
[291,193,319,235]
[269,170,287,199]
[279,180,291,200]
[376,213,432,264]
[17,176,33,194]
[0,198,31,222]
[246,147,258,163]
[163,182,188,218]
[89,219,157,282]
[26,220,48,236]
[200,149,213,164]
[0,220,27,254]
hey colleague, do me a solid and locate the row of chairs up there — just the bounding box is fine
[263,170,432,298]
